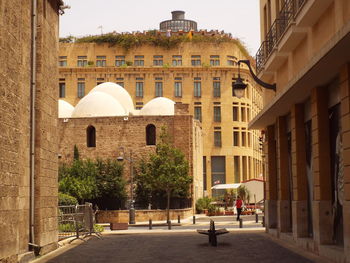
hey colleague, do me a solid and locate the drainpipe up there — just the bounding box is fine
[29,0,38,249]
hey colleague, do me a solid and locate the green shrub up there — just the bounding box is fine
[195,197,212,213]
[94,224,104,233]
[58,192,78,206]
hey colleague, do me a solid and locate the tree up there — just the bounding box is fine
[59,158,126,208]
[136,127,192,222]
[73,145,80,160]
[237,185,251,205]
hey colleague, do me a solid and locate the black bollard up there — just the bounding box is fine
[149,219,152,230]
[193,216,196,224]
[255,213,259,223]
[239,218,243,228]
[168,220,172,230]
[178,215,180,224]
[262,216,265,227]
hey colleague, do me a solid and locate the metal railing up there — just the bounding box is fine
[256,0,307,74]
[58,203,101,242]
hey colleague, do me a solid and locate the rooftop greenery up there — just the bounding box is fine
[59,30,252,59]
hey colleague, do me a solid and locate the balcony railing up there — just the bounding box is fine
[255,0,307,74]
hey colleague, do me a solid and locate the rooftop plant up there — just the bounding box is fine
[59,30,252,59]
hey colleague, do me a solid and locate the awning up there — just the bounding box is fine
[211,183,241,190]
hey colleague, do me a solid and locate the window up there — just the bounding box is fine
[213,78,221,97]
[96,78,104,85]
[172,55,182,66]
[234,156,240,183]
[115,56,125,67]
[211,156,226,196]
[77,56,87,67]
[213,106,221,122]
[146,124,156,145]
[233,131,239,146]
[174,80,182,97]
[233,106,239,121]
[247,108,251,122]
[96,56,106,67]
[203,156,207,190]
[210,55,220,66]
[134,55,144,66]
[153,55,163,66]
[191,55,201,66]
[59,56,67,67]
[194,106,202,122]
[214,131,222,147]
[227,55,237,66]
[86,126,96,147]
[194,78,201,97]
[116,77,124,87]
[155,82,163,97]
[59,81,65,98]
[242,132,246,147]
[77,79,85,98]
[241,107,246,122]
[136,79,144,97]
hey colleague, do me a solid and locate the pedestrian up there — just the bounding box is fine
[235,196,243,221]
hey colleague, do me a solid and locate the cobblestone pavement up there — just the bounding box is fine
[33,231,328,263]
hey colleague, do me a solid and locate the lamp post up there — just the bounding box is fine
[232,60,276,98]
[117,148,135,224]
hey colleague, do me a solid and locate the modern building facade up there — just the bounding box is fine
[252,0,350,262]
[58,11,264,197]
[0,0,63,261]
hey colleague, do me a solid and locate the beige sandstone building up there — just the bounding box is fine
[58,11,264,197]
[0,0,63,261]
[251,0,350,262]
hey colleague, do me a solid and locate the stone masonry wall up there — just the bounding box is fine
[0,0,60,261]
[58,115,195,181]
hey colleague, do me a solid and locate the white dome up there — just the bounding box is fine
[89,82,134,113]
[71,91,126,118]
[139,97,175,116]
[58,100,74,118]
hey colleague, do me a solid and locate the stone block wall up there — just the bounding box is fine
[0,0,60,261]
[58,114,203,202]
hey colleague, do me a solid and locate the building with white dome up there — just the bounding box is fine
[58,85,203,204]
[58,11,264,196]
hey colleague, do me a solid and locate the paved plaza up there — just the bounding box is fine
[32,216,330,263]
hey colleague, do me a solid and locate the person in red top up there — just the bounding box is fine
[235,196,243,221]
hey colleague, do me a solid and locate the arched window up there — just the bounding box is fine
[86,125,96,147]
[146,124,156,145]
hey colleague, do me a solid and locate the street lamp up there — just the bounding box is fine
[232,60,276,98]
[117,148,135,225]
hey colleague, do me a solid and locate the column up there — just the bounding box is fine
[276,116,292,232]
[265,125,278,230]
[340,63,350,259]
[291,104,309,238]
[311,86,332,245]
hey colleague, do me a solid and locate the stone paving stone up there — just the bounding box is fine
[40,232,318,263]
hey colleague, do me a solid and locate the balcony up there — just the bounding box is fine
[256,0,308,75]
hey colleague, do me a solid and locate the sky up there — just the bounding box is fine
[59,0,261,55]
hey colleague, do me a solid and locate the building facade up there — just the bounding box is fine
[253,0,350,262]
[58,12,264,196]
[0,0,63,261]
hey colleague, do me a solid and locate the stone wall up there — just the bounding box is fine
[0,0,60,261]
[58,113,203,203]
[96,208,193,223]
